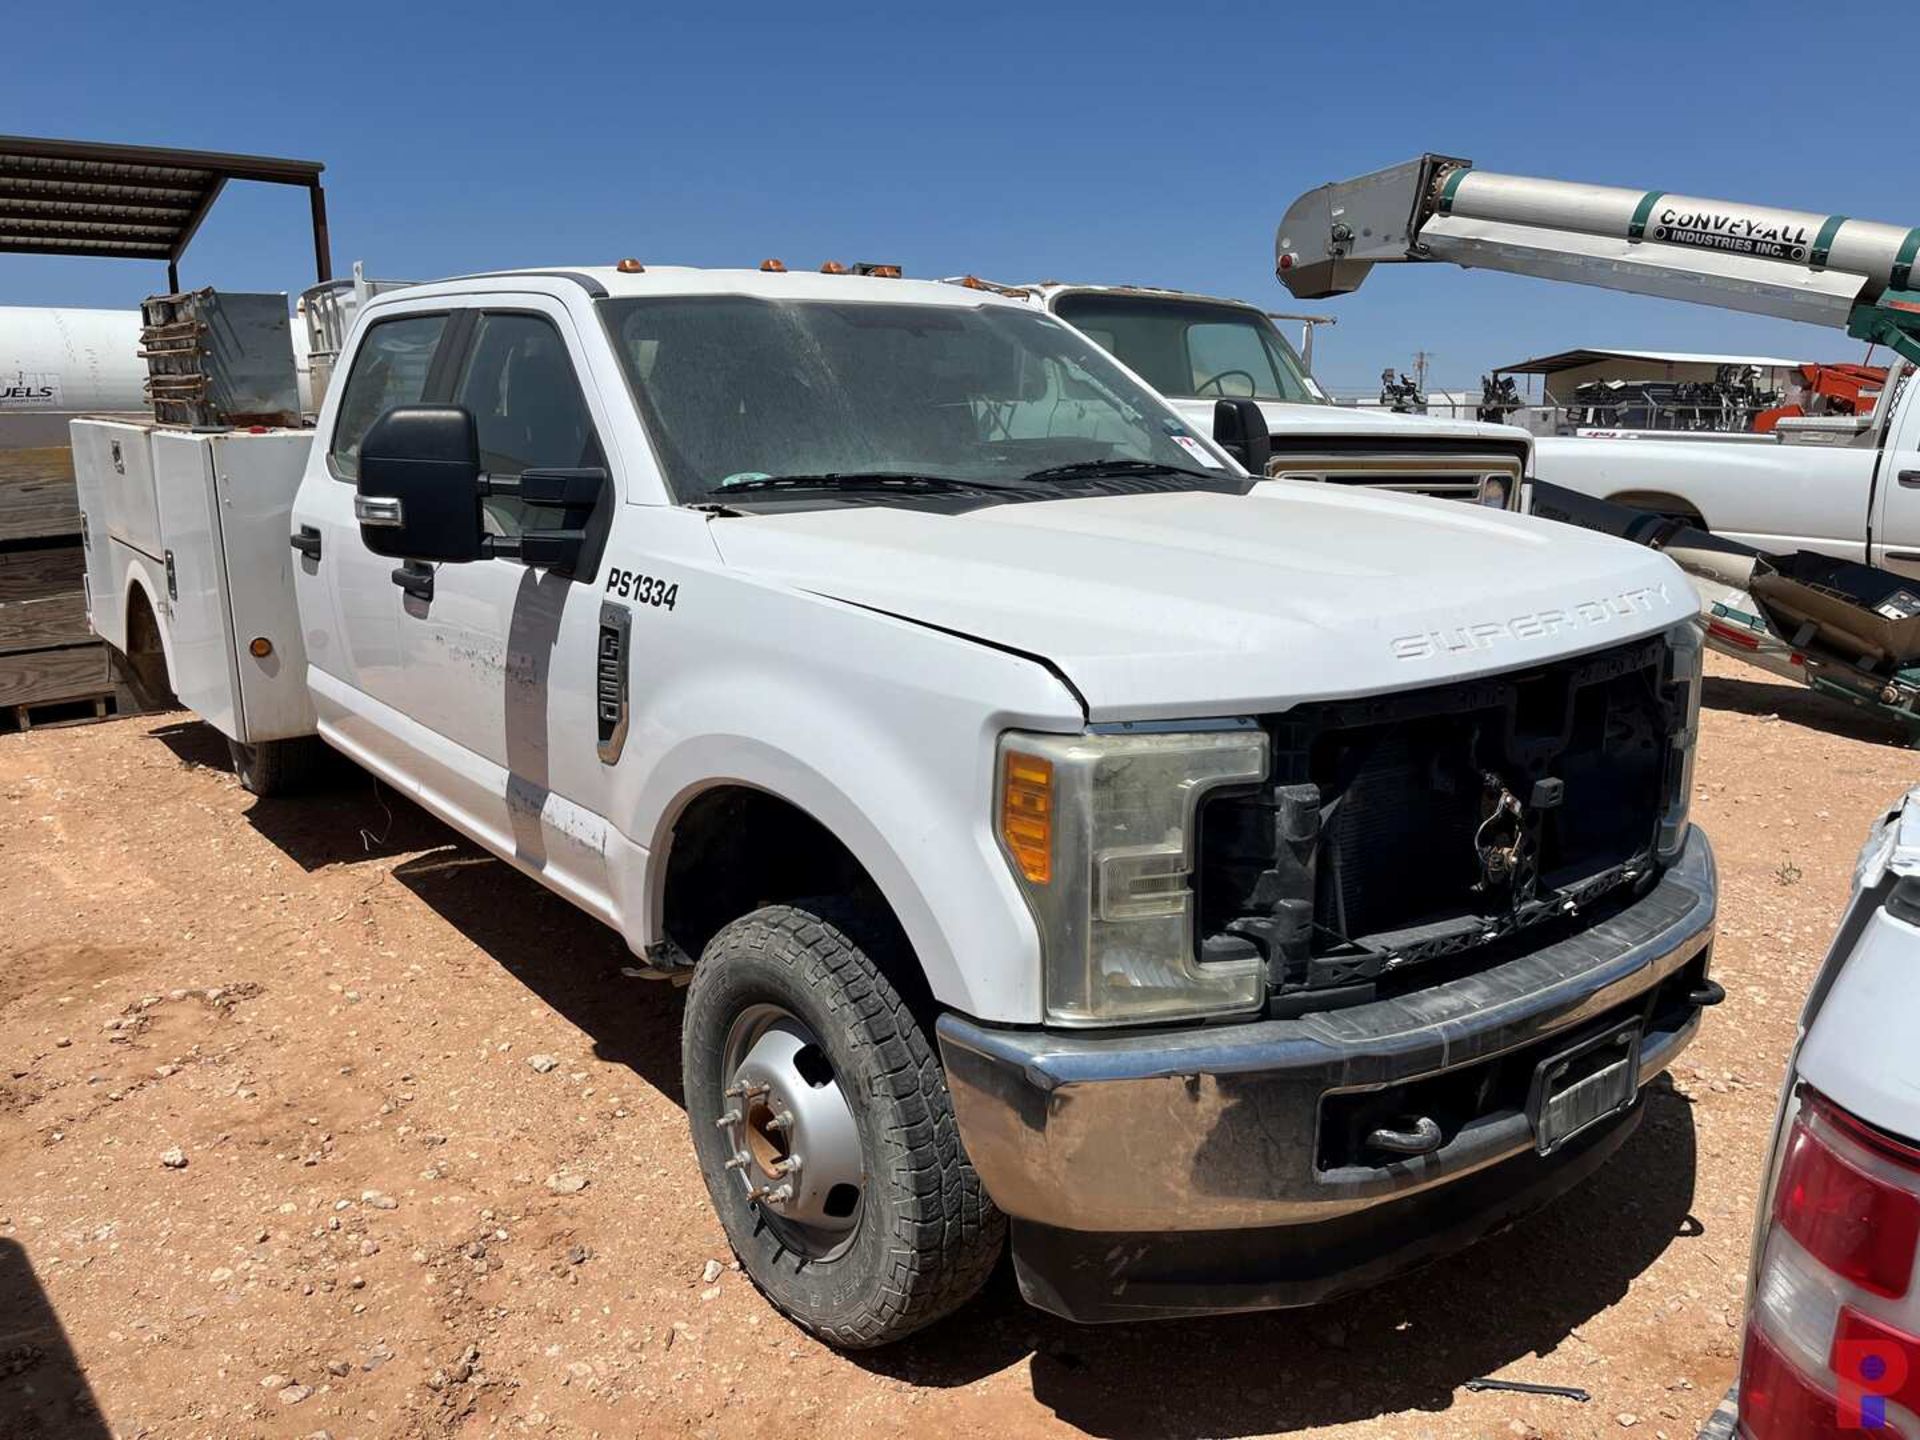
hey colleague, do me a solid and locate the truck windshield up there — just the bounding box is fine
[600,295,1224,503]
[1050,292,1319,404]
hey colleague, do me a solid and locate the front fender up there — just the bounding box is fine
[606,576,1085,1026]
[628,689,1051,1025]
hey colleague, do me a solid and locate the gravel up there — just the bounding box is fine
[4,662,1910,1438]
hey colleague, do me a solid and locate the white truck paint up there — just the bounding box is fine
[1531,362,1920,579]
[1008,281,1531,509]
[75,263,1718,1344]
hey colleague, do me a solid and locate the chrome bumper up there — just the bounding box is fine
[937,827,1716,1318]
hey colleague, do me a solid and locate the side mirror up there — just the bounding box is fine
[356,406,487,562]
[1212,398,1272,476]
[357,405,604,570]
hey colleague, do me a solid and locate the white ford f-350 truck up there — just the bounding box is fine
[75,262,1720,1346]
[986,278,1531,510]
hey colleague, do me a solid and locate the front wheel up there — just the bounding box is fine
[682,901,1003,1348]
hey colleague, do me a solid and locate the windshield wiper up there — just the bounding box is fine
[711,471,1030,497]
[1018,458,1218,484]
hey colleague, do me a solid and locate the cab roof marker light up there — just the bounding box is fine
[954,274,1031,299]
[759,258,787,273]
[615,258,645,273]
[819,261,850,275]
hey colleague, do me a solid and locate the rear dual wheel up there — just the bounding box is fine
[682,900,1003,1348]
[227,736,326,797]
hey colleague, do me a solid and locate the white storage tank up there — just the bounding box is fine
[1,307,146,448]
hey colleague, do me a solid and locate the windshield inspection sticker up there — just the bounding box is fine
[1172,435,1225,469]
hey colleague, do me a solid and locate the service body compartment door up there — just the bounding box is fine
[208,432,318,743]
[146,429,320,746]
[92,419,165,559]
[68,419,140,649]
[150,431,244,739]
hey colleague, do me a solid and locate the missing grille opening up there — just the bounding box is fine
[1199,636,1680,1006]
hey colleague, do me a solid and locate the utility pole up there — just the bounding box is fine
[1411,350,1432,393]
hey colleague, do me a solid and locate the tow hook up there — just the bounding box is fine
[1689,979,1728,1008]
[1366,1115,1445,1157]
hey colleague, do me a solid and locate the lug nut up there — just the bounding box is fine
[724,1080,769,1101]
[724,1152,751,1172]
[765,1109,795,1134]
[714,1109,741,1129]
[772,1155,802,1176]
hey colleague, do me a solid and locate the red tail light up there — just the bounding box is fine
[1742,1085,1920,1438]
[1776,1093,1920,1299]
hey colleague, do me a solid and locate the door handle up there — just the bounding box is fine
[1899,470,1920,488]
[290,525,322,560]
[391,562,434,602]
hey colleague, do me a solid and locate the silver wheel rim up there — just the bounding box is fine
[716,1003,864,1258]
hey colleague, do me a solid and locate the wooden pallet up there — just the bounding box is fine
[1,687,131,733]
[0,447,81,544]
[0,445,133,724]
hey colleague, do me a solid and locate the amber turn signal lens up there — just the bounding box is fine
[819,260,850,274]
[616,257,645,273]
[248,637,273,658]
[1001,752,1053,884]
[759,258,787,273]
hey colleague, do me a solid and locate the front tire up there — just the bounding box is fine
[682,901,1003,1348]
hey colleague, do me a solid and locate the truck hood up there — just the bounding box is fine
[1164,396,1531,450]
[709,482,1692,721]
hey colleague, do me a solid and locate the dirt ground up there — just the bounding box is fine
[1,651,1915,1440]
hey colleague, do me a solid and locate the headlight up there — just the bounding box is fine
[1658,619,1704,862]
[1477,474,1513,509]
[997,726,1269,1027]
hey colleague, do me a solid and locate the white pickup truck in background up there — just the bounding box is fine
[993,280,1532,510]
[75,260,1721,1348]
[1535,359,1920,579]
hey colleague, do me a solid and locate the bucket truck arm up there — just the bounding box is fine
[1275,155,1920,368]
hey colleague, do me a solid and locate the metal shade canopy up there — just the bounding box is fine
[0,134,330,291]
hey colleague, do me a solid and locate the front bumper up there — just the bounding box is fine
[937,826,1717,1321]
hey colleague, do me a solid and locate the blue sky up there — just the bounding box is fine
[3,1,1904,395]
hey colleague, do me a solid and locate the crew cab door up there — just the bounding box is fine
[1870,365,1920,580]
[388,298,622,915]
[292,302,460,777]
